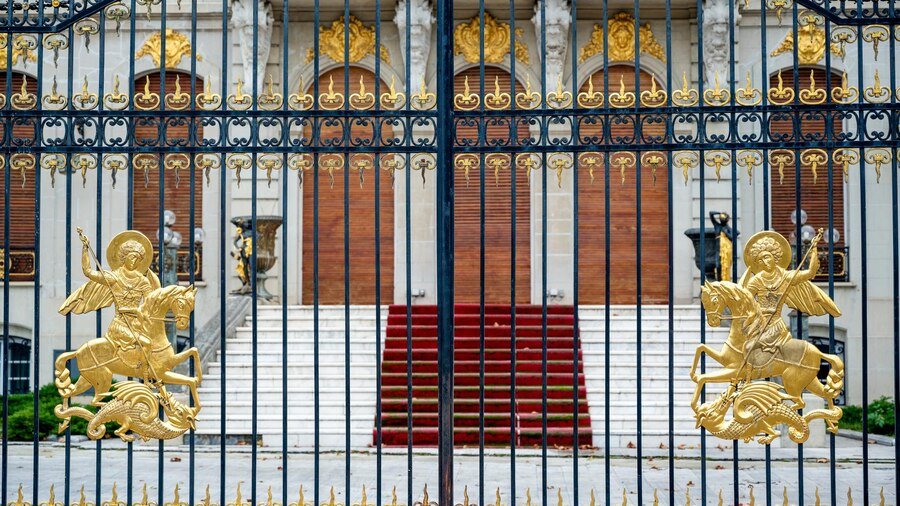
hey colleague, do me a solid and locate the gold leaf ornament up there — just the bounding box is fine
[306,16,390,64]
[453,12,529,64]
[578,12,666,63]
[136,29,201,68]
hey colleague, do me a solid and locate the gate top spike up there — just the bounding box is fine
[846,488,852,506]
[651,489,658,506]
[717,489,723,506]
[620,488,627,506]
[748,486,755,506]
[782,486,789,506]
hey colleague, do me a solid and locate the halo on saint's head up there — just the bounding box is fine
[106,230,154,273]
[742,230,792,274]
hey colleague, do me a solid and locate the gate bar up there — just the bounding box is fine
[434,0,455,502]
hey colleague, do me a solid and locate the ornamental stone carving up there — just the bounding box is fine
[701,0,739,88]
[394,0,433,92]
[135,29,200,69]
[578,12,666,63]
[770,24,844,65]
[230,0,274,93]
[531,0,570,82]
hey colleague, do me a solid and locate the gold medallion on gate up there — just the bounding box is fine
[691,229,844,444]
[54,227,202,441]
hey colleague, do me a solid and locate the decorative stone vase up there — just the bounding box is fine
[230,215,283,301]
[684,211,739,282]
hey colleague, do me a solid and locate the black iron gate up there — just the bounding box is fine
[2,0,899,504]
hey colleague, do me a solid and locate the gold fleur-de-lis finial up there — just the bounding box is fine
[524,489,532,506]
[421,484,429,506]
[846,488,852,506]
[41,484,62,506]
[353,486,368,506]
[493,488,503,506]
[198,485,216,506]
[748,486,754,506]
[103,482,125,506]
[264,487,281,506]
[72,485,94,506]
[291,485,310,506]
[12,484,30,506]
[228,482,250,506]
[389,486,402,506]
[878,487,885,505]
[717,489,724,506]
[684,487,691,506]
[782,487,788,506]
[620,488,627,506]
[652,489,658,506]
[556,489,563,506]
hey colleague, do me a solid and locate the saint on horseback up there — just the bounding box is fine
[53,228,203,442]
[690,229,844,444]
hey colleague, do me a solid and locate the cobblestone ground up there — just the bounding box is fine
[4,440,896,506]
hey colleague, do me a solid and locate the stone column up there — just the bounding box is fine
[531,0,570,83]
[394,0,434,93]
[230,0,274,93]
[701,0,740,88]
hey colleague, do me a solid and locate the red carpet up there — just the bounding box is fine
[376,304,592,447]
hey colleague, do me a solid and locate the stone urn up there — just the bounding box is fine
[684,211,739,282]
[231,215,283,301]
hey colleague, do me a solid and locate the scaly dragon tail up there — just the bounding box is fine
[803,406,843,435]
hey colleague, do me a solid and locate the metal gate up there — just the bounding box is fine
[1,0,899,504]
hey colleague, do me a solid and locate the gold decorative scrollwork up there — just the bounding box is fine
[71,154,97,188]
[484,76,511,110]
[349,75,376,110]
[704,150,730,183]
[102,154,128,188]
[768,149,795,185]
[454,76,480,110]
[800,148,827,185]
[639,77,666,108]
[831,26,857,62]
[515,77,540,110]
[43,34,68,68]
[578,12,666,63]
[702,72,730,106]
[485,153,511,188]
[735,149,763,185]
[228,482,251,506]
[42,76,67,110]
[864,149,890,184]
[864,69,890,104]
[411,80,436,111]
[305,16,390,65]
[73,76,99,110]
[576,75,603,109]
[164,74,191,110]
[672,72,698,107]
[74,19,100,53]
[195,154,221,187]
[319,75,345,110]
[767,70,794,106]
[673,151,699,185]
[164,153,190,188]
[227,79,253,111]
[380,75,405,110]
[290,485,312,506]
[106,4,131,35]
[546,74,573,109]
[577,152,602,185]
[197,75,223,110]
[103,75,129,111]
[454,153,479,188]
[833,148,858,183]
[136,29,201,68]
[10,153,35,189]
[411,153,436,187]
[862,25,889,61]
[641,151,665,186]
[135,75,161,110]
[736,72,762,106]
[287,154,312,187]
[349,154,374,188]
[607,75,634,109]
[380,155,405,188]
[516,152,540,185]
[453,12,529,64]
[798,69,826,105]
[288,76,314,111]
[258,75,284,110]
[831,71,858,104]
[766,0,791,24]
[40,154,66,188]
[610,151,636,185]
[319,154,345,189]
[226,153,253,187]
[257,154,283,188]
[10,74,36,110]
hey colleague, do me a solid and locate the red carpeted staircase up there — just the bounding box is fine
[376,304,592,447]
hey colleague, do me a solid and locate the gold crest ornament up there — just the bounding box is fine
[54,228,202,442]
[691,229,844,444]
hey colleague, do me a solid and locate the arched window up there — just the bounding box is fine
[131,71,204,281]
[0,72,37,282]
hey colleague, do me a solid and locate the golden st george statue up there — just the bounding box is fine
[691,228,845,444]
[54,227,202,442]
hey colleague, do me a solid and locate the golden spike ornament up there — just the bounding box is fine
[692,228,845,444]
[831,71,858,104]
[258,74,284,110]
[40,485,62,506]
[53,227,202,442]
[135,484,157,506]
[672,71,698,107]
[411,80,436,110]
[639,76,666,107]
[864,69,890,103]
[414,484,436,506]
[72,486,94,506]
[454,486,470,506]
[264,487,281,506]
[288,76,314,111]
[11,485,31,506]
[165,74,191,110]
[846,488,852,506]
[229,483,251,506]
[577,75,604,108]
[547,74,573,109]
[102,483,125,506]
[485,75,511,110]
[782,487,789,506]
[702,71,730,106]
[651,489,658,506]
[524,489,532,506]
[199,486,218,506]
[515,77,540,110]
[736,71,762,106]
[165,485,187,506]
[748,486,755,506]
[491,489,504,506]
[380,75,405,110]
[291,485,311,506]
[607,75,634,109]
[453,12,528,64]
[197,75,223,110]
[798,69,826,105]
[227,79,253,111]
[388,487,404,506]
[767,70,794,106]
[813,487,820,506]
[349,75,375,110]
[578,12,666,63]
[555,489,562,506]
[454,75,480,110]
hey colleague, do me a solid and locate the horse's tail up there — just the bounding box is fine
[821,353,845,398]
[54,350,79,398]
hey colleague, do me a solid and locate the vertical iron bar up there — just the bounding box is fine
[403,1,413,502]
[601,0,610,501]
[477,5,486,505]
[32,17,45,506]
[758,3,772,502]
[854,4,869,500]
[374,2,383,505]
[507,2,518,505]
[435,0,456,502]
[695,0,707,501]
[64,23,74,506]
[218,0,229,496]
[281,0,290,501]
[569,1,579,505]
[664,0,674,503]
[251,0,260,498]
[632,4,642,502]
[189,0,199,501]
[823,16,836,506]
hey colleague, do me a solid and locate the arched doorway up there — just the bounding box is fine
[131,71,204,280]
[576,65,670,304]
[770,68,845,265]
[301,67,395,304]
[452,66,530,303]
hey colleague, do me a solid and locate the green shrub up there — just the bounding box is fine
[841,397,895,437]
[2,381,116,441]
